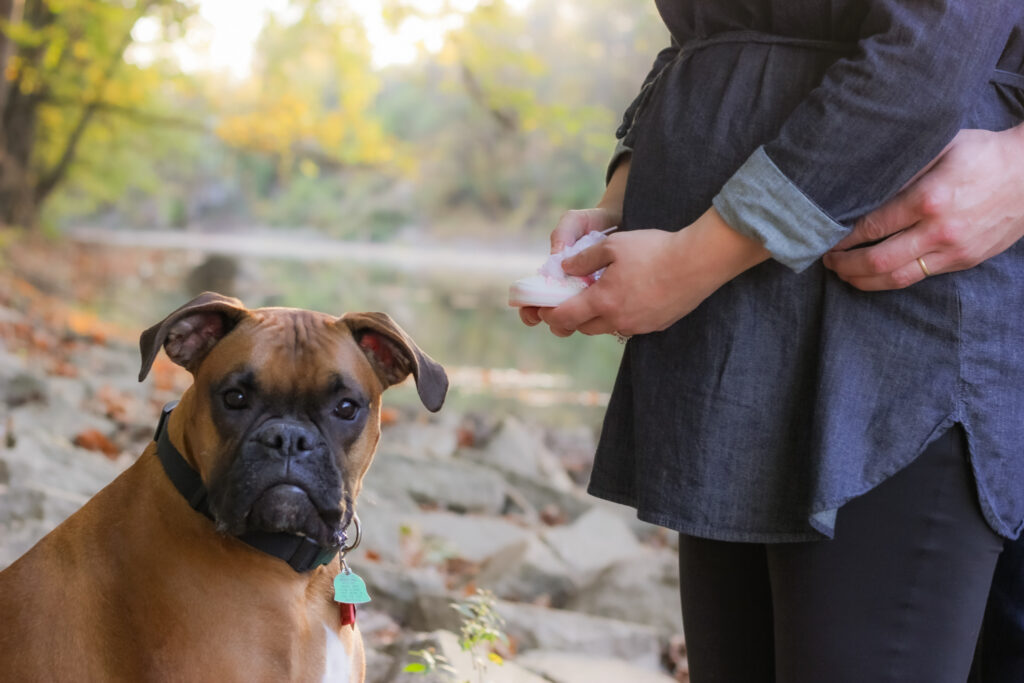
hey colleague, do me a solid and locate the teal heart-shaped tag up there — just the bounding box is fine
[333,570,371,604]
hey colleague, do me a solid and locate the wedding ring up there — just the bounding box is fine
[916,256,932,277]
[613,331,631,344]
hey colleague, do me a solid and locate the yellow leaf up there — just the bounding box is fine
[299,159,319,178]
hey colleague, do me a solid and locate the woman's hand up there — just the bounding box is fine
[823,126,1024,290]
[519,157,631,328]
[538,208,769,337]
[518,207,621,328]
[550,207,621,254]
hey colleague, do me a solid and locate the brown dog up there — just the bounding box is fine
[0,292,447,682]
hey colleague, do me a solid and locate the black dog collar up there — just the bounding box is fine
[153,401,339,573]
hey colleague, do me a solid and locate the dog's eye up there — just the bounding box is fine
[334,399,359,420]
[223,389,248,409]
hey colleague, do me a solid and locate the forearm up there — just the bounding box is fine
[599,157,768,287]
[674,207,771,285]
[597,155,631,222]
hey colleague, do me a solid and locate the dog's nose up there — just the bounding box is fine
[254,421,319,458]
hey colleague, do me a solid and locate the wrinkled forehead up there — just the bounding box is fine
[197,308,379,397]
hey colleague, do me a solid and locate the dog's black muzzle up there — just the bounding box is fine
[211,417,346,547]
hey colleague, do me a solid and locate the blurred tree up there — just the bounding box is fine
[373,0,664,234]
[0,0,194,229]
[8,0,666,240]
[214,3,402,192]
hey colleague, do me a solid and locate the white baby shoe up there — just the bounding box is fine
[508,230,610,308]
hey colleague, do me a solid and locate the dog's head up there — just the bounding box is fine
[138,292,447,548]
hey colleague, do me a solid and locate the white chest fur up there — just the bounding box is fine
[320,624,351,683]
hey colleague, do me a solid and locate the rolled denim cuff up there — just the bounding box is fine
[606,138,633,185]
[712,146,849,272]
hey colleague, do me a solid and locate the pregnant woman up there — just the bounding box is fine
[520,2,1024,680]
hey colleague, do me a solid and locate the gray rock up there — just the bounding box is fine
[496,600,664,669]
[0,487,48,524]
[517,650,678,683]
[379,420,459,461]
[360,509,532,566]
[0,428,124,571]
[566,548,683,638]
[503,471,594,523]
[3,372,48,408]
[8,397,117,445]
[590,498,677,546]
[475,536,577,606]
[363,647,396,683]
[45,375,91,410]
[542,507,643,583]
[543,424,598,483]
[355,562,449,623]
[356,475,422,515]
[1,431,123,503]
[406,593,463,633]
[465,417,575,492]
[67,340,139,380]
[0,305,27,326]
[367,454,510,515]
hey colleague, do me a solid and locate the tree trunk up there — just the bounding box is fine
[0,87,39,228]
[33,0,152,211]
[0,0,21,116]
[0,0,47,229]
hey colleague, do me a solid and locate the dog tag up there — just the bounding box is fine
[333,568,371,605]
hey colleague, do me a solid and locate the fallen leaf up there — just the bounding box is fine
[73,429,119,458]
[456,427,475,448]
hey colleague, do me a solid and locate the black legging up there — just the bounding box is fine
[678,428,1004,683]
[970,533,1024,682]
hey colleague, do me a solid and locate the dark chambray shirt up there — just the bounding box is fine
[588,0,1024,542]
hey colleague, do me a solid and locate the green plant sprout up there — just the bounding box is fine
[405,589,507,683]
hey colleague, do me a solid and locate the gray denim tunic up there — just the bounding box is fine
[588,0,1024,542]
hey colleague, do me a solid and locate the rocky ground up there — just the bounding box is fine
[0,242,688,682]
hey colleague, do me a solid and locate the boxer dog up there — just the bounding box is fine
[0,292,448,682]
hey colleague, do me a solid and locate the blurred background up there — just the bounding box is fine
[1,3,696,679]
[0,0,668,426]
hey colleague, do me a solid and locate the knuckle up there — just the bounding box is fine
[917,186,951,217]
[591,291,616,317]
[857,214,885,240]
[931,221,961,247]
[889,270,916,289]
[864,251,891,274]
[949,244,971,265]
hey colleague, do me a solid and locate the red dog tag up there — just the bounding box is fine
[339,602,357,627]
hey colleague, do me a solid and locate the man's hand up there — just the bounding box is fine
[823,126,1024,290]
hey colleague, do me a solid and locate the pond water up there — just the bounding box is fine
[67,229,624,428]
[258,258,623,428]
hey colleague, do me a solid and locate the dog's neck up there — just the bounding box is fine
[154,401,340,573]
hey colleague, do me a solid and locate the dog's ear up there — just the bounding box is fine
[340,312,448,412]
[139,292,249,381]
